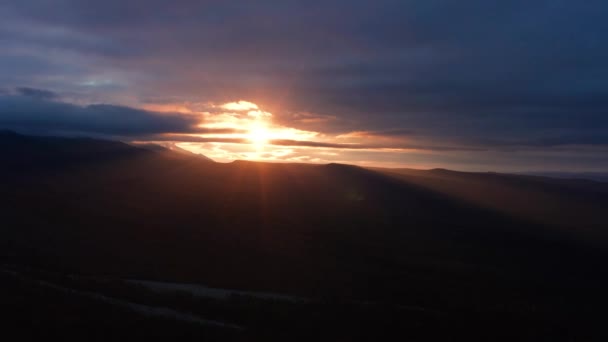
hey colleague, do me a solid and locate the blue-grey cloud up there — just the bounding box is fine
[17,87,57,99]
[0,93,226,137]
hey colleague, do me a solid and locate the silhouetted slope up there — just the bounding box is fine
[522,171,608,183]
[133,142,215,161]
[374,167,608,233]
[1,132,608,340]
[0,130,151,175]
[0,268,235,341]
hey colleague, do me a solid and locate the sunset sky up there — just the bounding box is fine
[1,1,607,171]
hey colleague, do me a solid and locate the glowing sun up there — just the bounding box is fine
[248,123,271,148]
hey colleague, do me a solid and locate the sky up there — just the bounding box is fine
[0,0,607,171]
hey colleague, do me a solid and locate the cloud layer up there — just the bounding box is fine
[0,92,207,136]
[0,1,607,170]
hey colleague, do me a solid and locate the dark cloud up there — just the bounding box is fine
[148,136,248,145]
[152,135,486,152]
[0,94,220,137]
[17,87,57,99]
[348,129,416,138]
[269,139,487,152]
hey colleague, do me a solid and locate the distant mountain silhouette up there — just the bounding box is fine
[133,141,215,162]
[521,171,608,183]
[374,167,608,232]
[1,131,608,341]
[0,130,149,172]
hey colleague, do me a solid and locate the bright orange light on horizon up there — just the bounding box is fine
[248,122,271,149]
[155,100,335,162]
[203,101,319,151]
[138,99,429,167]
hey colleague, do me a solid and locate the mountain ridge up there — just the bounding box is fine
[2,131,608,340]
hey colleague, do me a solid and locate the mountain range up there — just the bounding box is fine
[1,130,607,341]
